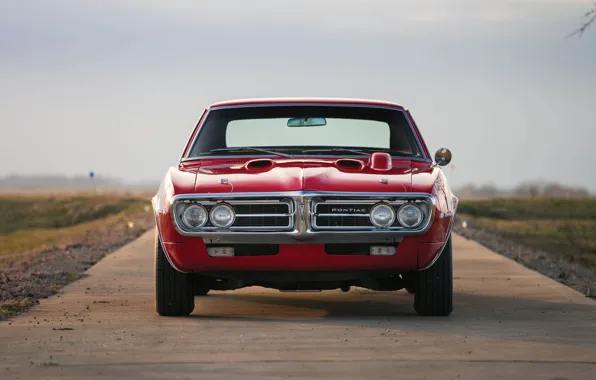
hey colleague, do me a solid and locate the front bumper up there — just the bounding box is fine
[190,231,405,244]
[161,237,446,273]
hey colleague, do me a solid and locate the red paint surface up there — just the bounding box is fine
[154,99,458,274]
[163,238,422,273]
[369,152,393,171]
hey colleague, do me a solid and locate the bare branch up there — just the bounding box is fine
[567,3,596,38]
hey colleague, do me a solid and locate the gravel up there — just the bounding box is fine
[0,213,154,320]
[453,217,596,299]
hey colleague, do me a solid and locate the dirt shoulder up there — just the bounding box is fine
[0,198,154,320]
[453,216,596,299]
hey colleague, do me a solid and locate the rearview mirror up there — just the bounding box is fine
[434,148,452,166]
[287,117,327,127]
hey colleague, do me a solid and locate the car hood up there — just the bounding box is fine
[191,158,417,193]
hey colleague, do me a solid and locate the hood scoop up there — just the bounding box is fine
[245,158,275,172]
[334,159,364,171]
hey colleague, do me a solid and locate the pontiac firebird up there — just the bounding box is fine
[152,98,458,316]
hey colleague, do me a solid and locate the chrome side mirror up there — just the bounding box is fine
[434,148,452,167]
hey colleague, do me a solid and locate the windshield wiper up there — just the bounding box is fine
[301,148,371,156]
[302,148,413,158]
[202,147,294,158]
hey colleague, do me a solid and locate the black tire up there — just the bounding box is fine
[155,231,195,316]
[405,286,416,294]
[414,236,453,316]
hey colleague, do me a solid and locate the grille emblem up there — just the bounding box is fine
[330,207,367,213]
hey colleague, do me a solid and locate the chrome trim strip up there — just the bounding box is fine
[171,191,434,200]
[235,214,292,217]
[191,225,293,231]
[169,191,436,244]
[316,213,370,217]
[182,103,428,161]
[176,199,290,206]
[227,200,289,205]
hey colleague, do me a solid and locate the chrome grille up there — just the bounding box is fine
[315,215,374,228]
[233,216,291,228]
[175,199,294,231]
[311,198,430,230]
[169,191,436,238]
[233,203,289,214]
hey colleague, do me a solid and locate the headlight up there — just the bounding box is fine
[397,203,423,228]
[181,204,208,229]
[210,203,235,228]
[370,203,396,228]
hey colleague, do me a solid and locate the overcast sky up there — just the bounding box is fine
[1,0,595,190]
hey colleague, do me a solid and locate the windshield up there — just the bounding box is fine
[227,118,390,148]
[187,105,424,159]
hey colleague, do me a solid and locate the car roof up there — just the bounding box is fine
[208,97,407,110]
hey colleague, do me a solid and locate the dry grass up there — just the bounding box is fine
[0,194,152,257]
[458,197,596,270]
[0,298,36,317]
[457,197,596,220]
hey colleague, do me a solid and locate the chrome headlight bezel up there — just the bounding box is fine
[397,203,423,228]
[369,203,396,228]
[209,203,236,228]
[181,204,208,230]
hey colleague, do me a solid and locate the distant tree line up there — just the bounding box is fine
[456,181,591,199]
[0,174,157,192]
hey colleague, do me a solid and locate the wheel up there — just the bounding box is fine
[155,231,195,316]
[414,236,453,316]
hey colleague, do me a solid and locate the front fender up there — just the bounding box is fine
[415,168,458,269]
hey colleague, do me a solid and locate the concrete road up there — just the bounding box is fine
[1,231,595,380]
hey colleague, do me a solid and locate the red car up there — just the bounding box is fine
[152,98,458,317]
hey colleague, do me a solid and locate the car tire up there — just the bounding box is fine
[155,231,195,316]
[414,235,453,316]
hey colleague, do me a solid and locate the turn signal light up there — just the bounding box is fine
[207,247,235,257]
[370,246,396,256]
